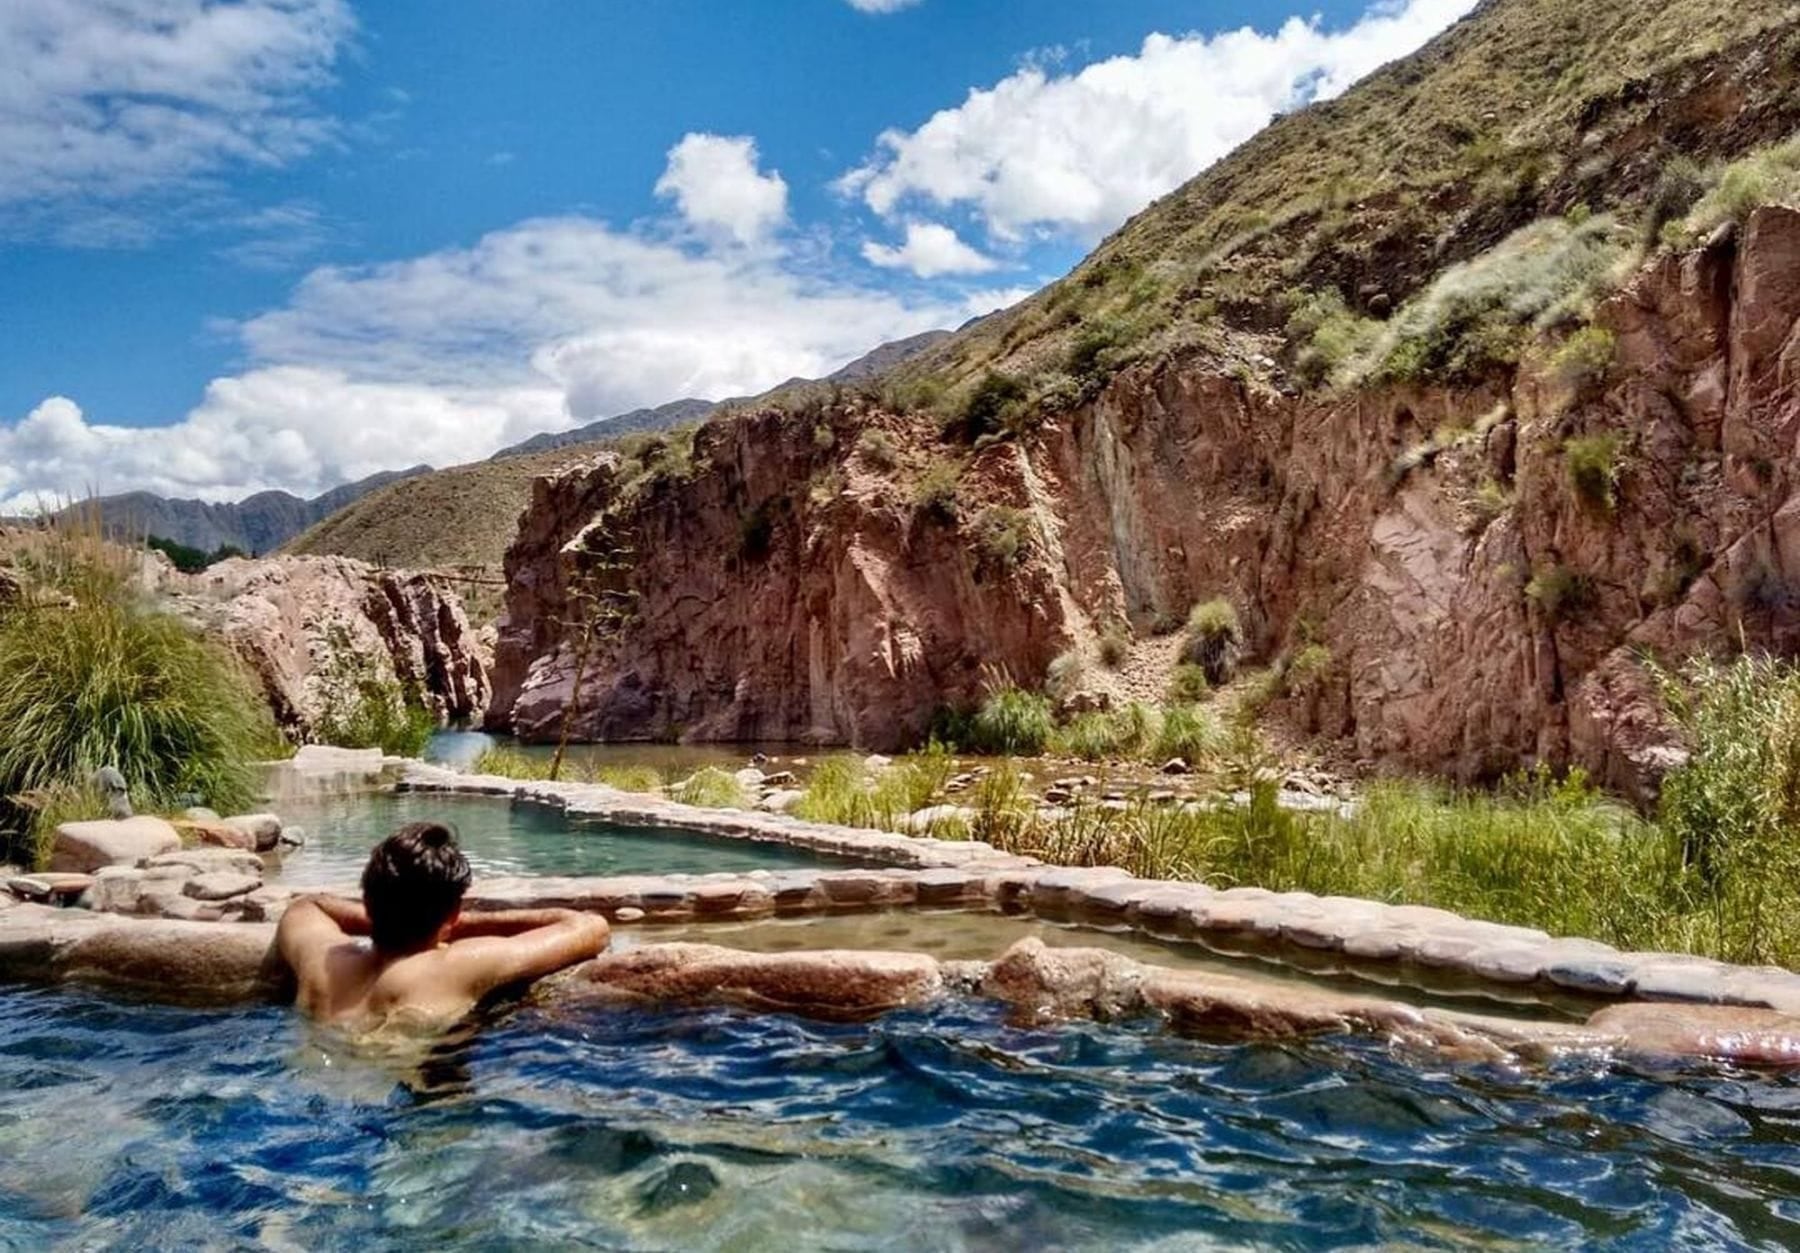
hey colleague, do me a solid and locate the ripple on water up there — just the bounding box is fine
[3,984,1800,1249]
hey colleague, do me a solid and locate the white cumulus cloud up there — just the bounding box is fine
[841,0,1475,242]
[862,222,1000,277]
[844,0,922,12]
[654,133,789,247]
[0,0,353,242]
[1,215,1021,507]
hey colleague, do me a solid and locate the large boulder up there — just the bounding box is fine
[49,817,181,873]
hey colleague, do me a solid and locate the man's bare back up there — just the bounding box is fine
[276,823,609,1029]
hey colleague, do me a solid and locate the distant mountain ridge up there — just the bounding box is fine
[491,398,717,460]
[79,465,431,555]
[487,331,954,462]
[290,327,959,581]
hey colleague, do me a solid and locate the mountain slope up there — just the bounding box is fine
[77,466,430,555]
[889,0,1800,408]
[484,0,1800,798]
[295,329,958,574]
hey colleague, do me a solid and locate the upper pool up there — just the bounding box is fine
[3,984,1798,1248]
[265,791,866,888]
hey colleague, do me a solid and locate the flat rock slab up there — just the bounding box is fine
[49,817,181,873]
[562,942,943,1016]
[6,873,92,902]
[147,849,265,877]
[183,872,263,902]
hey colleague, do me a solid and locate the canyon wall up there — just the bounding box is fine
[490,209,1800,797]
[176,556,491,739]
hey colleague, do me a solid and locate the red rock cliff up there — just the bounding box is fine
[489,209,1800,794]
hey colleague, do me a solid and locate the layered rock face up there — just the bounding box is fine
[174,555,490,738]
[490,212,1800,790]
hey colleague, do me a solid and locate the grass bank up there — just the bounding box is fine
[788,654,1800,967]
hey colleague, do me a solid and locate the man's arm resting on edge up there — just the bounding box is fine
[275,894,367,971]
[443,908,610,996]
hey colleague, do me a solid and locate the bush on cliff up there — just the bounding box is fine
[311,624,436,758]
[0,557,276,865]
[1677,131,1800,241]
[1182,598,1244,686]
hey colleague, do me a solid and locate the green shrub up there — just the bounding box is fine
[968,686,1055,755]
[808,469,844,508]
[954,371,1027,442]
[1564,432,1622,512]
[1525,564,1595,622]
[1464,478,1512,533]
[972,506,1030,569]
[1285,643,1334,695]
[1151,703,1225,765]
[471,745,552,779]
[1285,288,1381,388]
[1097,627,1130,669]
[1182,598,1244,686]
[912,462,961,522]
[312,624,437,757]
[1645,155,1706,243]
[0,580,278,865]
[856,428,899,470]
[670,766,749,809]
[1167,663,1211,704]
[1656,654,1800,963]
[1056,711,1129,762]
[1679,132,1800,240]
[1358,215,1628,385]
[811,423,836,451]
[1552,326,1614,395]
[1066,317,1131,381]
[594,765,664,793]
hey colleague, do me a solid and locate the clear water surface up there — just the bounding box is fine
[266,791,869,889]
[2,985,1799,1249]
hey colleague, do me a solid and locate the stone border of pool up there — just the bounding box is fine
[397,761,1800,1017]
[10,750,1800,1067]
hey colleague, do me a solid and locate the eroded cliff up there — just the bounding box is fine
[489,210,1800,796]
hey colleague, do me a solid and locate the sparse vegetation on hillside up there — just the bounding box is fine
[878,0,1795,406]
[1674,131,1800,241]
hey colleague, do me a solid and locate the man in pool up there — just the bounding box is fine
[277,822,610,1027]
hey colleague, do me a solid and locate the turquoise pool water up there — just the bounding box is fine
[266,791,867,888]
[2,985,1798,1249]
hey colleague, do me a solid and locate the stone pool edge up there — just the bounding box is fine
[396,761,1800,1018]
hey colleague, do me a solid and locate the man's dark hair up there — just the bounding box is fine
[361,822,472,952]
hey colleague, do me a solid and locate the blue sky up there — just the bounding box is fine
[0,0,1473,506]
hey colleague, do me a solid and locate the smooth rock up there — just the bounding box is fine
[6,873,93,903]
[757,789,805,814]
[183,872,263,902]
[639,1161,720,1214]
[147,848,265,877]
[565,943,943,1015]
[221,813,283,852]
[49,817,181,873]
[1590,1002,1800,1064]
[898,805,975,835]
[183,807,222,823]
